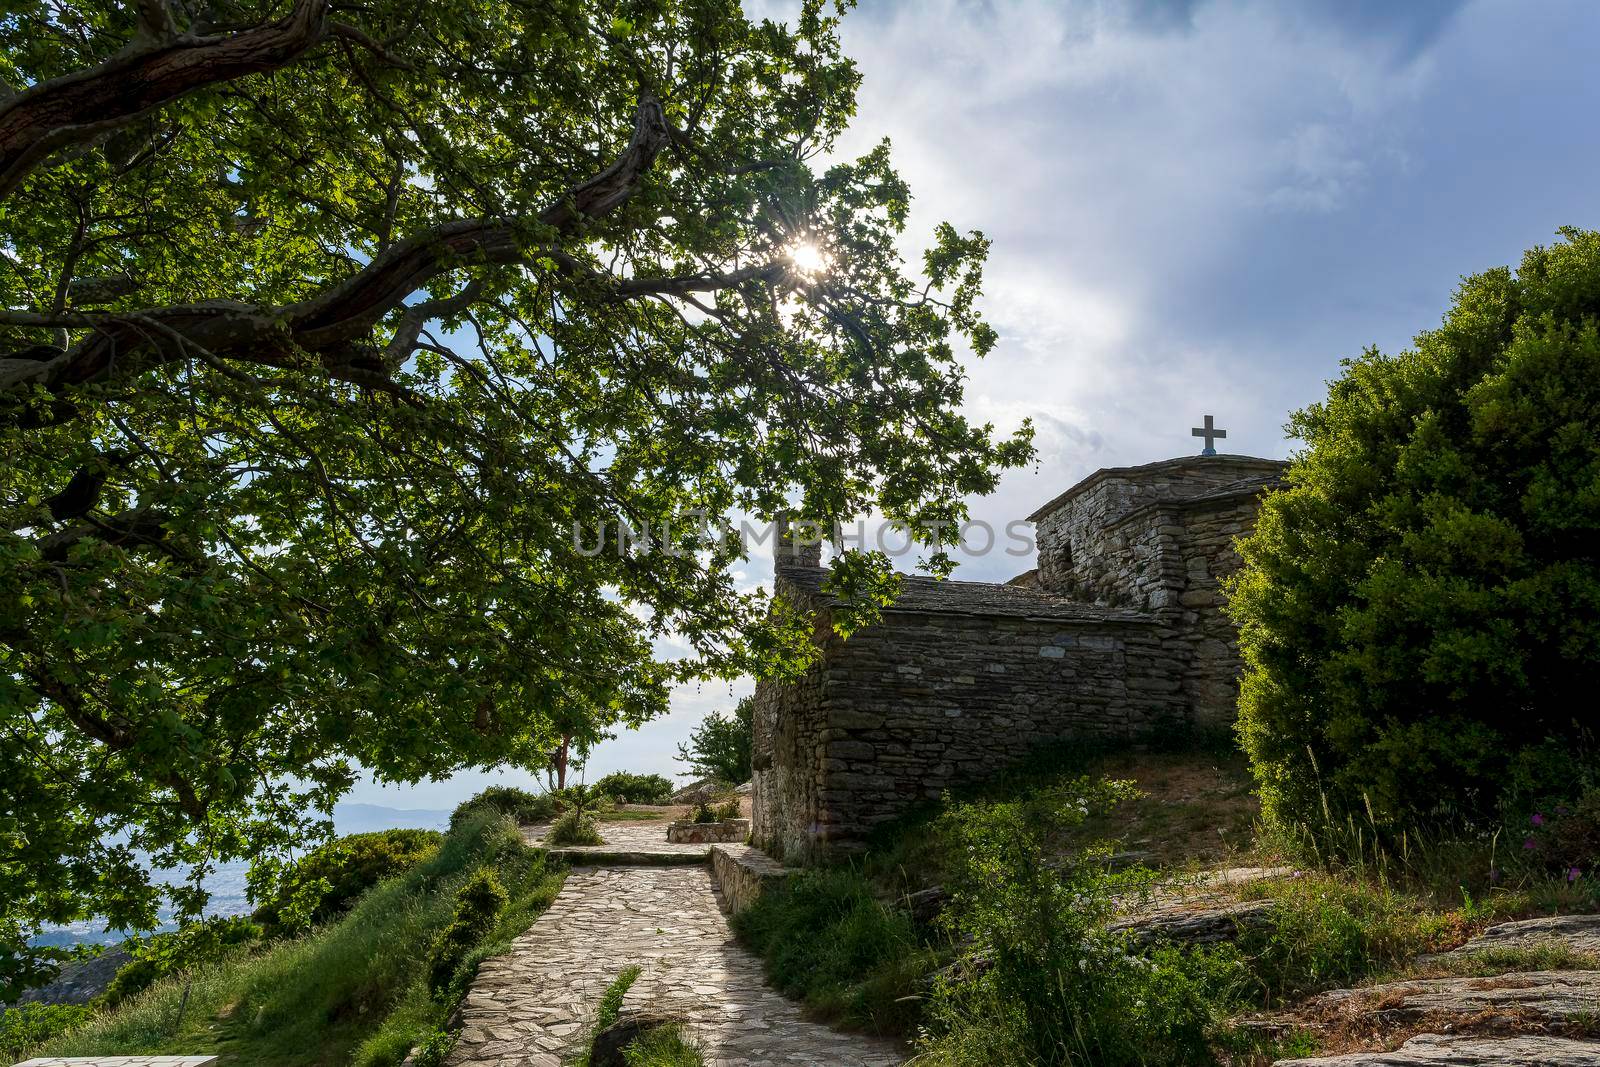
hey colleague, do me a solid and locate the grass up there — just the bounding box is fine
[29,814,565,1067]
[573,966,642,1067]
[734,738,1600,1065]
[620,1023,702,1066]
[731,868,934,1038]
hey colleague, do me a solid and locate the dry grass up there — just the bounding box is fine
[1068,748,1262,865]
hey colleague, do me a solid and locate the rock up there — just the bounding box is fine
[10,945,131,1007]
[1273,1033,1600,1066]
[588,1010,681,1067]
[1294,970,1600,1026]
[734,781,753,795]
[903,885,949,926]
[670,778,727,804]
[1108,899,1275,948]
[1449,914,1600,958]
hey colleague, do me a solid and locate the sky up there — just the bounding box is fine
[349,0,1600,810]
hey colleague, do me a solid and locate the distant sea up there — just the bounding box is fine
[30,803,451,950]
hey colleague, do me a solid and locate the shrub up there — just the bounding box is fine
[1514,783,1600,903]
[592,772,675,805]
[253,828,443,934]
[426,870,508,995]
[915,778,1248,1066]
[450,786,558,830]
[1229,228,1600,849]
[100,915,262,1008]
[545,807,604,847]
[0,1003,91,1060]
[675,697,753,784]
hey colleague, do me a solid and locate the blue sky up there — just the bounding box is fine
[349,0,1600,809]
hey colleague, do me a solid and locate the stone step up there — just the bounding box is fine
[1273,1033,1600,1066]
[543,848,707,866]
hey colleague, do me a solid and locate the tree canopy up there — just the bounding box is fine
[0,0,1031,993]
[676,694,752,783]
[1228,228,1600,847]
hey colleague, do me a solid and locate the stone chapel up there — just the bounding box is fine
[749,451,1287,862]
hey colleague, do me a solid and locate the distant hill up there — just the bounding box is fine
[333,803,451,835]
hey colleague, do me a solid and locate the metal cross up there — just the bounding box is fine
[1191,414,1226,456]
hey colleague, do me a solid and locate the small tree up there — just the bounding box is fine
[1228,228,1600,846]
[677,696,754,784]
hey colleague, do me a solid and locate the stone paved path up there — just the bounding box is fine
[446,865,904,1067]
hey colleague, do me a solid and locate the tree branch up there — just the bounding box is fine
[0,0,331,198]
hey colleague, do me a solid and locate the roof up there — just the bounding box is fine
[1026,454,1289,523]
[777,565,1149,623]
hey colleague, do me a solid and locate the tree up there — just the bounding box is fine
[1228,228,1600,848]
[676,695,753,783]
[0,0,1032,994]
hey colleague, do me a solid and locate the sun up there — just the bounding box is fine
[787,239,830,277]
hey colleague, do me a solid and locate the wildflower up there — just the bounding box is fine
[1531,813,1545,827]
[1569,868,1582,883]
[1524,837,1537,850]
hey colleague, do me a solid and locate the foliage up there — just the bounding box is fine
[1228,228,1600,852]
[545,807,604,847]
[592,772,675,806]
[425,870,507,996]
[35,814,561,1067]
[0,1002,91,1061]
[450,787,559,830]
[690,799,741,823]
[732,868,932,1036]
[1512,784,1600,904]
[1233,874,1452,1002]
[99,915,262,1009]
[676,697,754,784]
[252,828,442,935]
[914,779,1248,1066]
[0,0,1032,989]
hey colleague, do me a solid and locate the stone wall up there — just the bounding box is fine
[1033,455,1285,607]
[751,582,1183,862]
[751,455,1287,861]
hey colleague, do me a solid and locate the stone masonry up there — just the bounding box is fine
[751,453,1286,862]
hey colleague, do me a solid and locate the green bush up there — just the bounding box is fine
[733,868,929,1036]
[1515,784,1600,903]
[426,870,508,995]
[253,828,443,934]
[592,772,675,805]
[546,807,604,847]
[100,915,262,1008]
[1229,228,1600,849]
[0,1002,91,1060]
[675,697,753,784]
[915,778,1248,1066]
[450,786,558,829]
